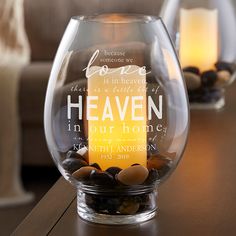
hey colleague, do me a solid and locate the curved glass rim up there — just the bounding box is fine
[71,13,162,24]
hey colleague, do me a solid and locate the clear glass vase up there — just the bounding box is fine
[161,0,236,109]
[44,14,189,225]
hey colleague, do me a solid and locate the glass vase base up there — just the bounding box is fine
[77,207,157,225]
[190,96,225,110]
[77,188,158,225]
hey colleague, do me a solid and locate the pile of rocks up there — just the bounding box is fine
[62,148,172,215]
[62,150,171,187]
[183,61,234,103]
[83,191,155,215]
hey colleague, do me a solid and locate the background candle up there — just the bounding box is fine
[179,8,218,72]
[87,65,147,170]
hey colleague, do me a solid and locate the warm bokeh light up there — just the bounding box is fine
[179,8,218,72]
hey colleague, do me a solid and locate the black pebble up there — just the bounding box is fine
[202,88,222,103]
[90,163,101,170]
[145,169,159,184]
[210,89,222,101]
[96,197,108,211]
[90,196,121,214]
[131,163,140,166]
[188,88,222,103]
[62,158,87,173]
[215,61,233,74]
[133,196,143,203]
[90,170,114,186]
[201,70,217,87]
[188,90,202,103]
[106,198,121,214]
[183,66,200,75]
[105,167,122,177]
[86,197,100,211]
[138,194,151,212]
[85,194,94,206]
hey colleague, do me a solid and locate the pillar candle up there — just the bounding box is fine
[87,65,147,170]
[179,8,218,72]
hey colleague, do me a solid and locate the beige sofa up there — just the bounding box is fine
[20,0,163,166]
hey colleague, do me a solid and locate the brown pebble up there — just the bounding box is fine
[117,165,149,185]
[76,147,88,162]
[72,166,97,180]
[147,155,170,170]
[216,70,231,87]
[215,61,234,74]
[183,72,201,91]
[118,201,140,215]
[90,171,114,185]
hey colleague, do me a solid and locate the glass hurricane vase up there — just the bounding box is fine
[44,14,189,225]
[161,0,236,109]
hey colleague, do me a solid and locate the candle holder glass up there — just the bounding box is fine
[44,14,189,225]
[161,0,236,109]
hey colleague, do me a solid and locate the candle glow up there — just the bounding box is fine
[179,8,218,72]
[87,65,147,170]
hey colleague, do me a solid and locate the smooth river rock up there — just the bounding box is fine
[216,70,231,87]
[117,165,149,185]
[184,72,201,91]
[118,200,140,215]
[62,158,88,173]
[72,166,97,181]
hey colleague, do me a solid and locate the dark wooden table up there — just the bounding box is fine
[12,85,236,236]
